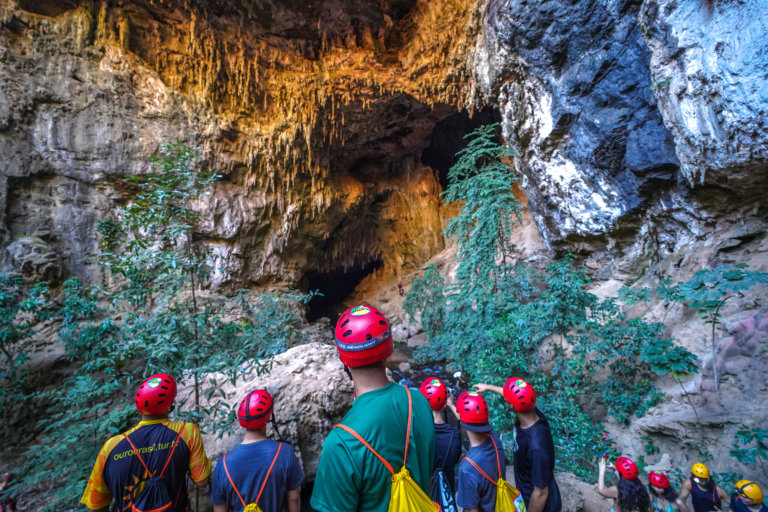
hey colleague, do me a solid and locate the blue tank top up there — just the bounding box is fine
[690,478,721,512]
[653,498,674,512]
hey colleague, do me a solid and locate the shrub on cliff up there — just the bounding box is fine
[406,124,698,479]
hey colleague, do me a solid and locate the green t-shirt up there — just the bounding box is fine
[310,383,435,512]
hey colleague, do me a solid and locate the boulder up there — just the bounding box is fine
[556,472,612,512]
[184,343,353,481]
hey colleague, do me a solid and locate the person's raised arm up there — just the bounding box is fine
[472,383,504,397]
[597,457,618,499]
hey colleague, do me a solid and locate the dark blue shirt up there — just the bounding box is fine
[434,422,462,491]
[513,411,562,512]
[731,493,768,512]
[457,430,506,512]
[689,478,722,512]
[212,440,304,512]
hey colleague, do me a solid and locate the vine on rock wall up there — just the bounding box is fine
[405,124,699,478]
[10,143,311,511]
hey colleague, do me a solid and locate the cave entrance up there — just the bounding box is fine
[421,106,501,189]
[304,258,383,322]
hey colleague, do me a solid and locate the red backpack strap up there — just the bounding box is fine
[335,424,395,476]
[222,454,247,508]
[489,435,502,481]
[403,387,413,467]
[255,442,283,504]
[464,456,498,487]
[159,428,184,478]
[121,432,154,477]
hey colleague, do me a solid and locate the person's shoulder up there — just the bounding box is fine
[322,425,352,451]
[166,420,201,439]
[100,431,127,458]
[276,441,299,459]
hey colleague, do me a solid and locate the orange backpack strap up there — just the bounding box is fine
[489,435,502,481]
[403,387,413,467]
[222,454,247,508]
[255,442,283,504]
[335,424,395,476]
[122,426,183,479]
[121,432,153,477]
[464,456,498,487]
[159,428,183,478]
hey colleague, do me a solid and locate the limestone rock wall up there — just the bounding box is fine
[640,0,768,190]
[0,0,482,288]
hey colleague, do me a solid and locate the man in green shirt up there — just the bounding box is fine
[311,304,435,512]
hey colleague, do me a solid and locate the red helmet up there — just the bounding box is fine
[457,391,489,424]
[648,471,670,489]
[334,304,393,367]
[615,457,639,480]
[238,389,273,429]
[503,377,536,412]
[135,374,177,415]
[420,378,448,410]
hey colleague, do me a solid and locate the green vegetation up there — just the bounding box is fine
[731,425,768,470]
[621,266,768,392]
[0,276,48,446]
[406,124,699,478]
[8,143,310,510]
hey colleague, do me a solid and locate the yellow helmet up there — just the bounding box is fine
[736,480,763,504]
[691,463,711,479]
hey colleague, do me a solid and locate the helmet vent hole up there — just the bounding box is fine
[343,330,352,337]
[366,334,372,340]
[341,319,350,327]
[379,320,386,325]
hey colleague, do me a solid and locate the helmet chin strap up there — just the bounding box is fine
[343,365,358,399]
[270,411,285,442]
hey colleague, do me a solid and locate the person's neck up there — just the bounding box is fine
[432,409,446,424]
[141,413,169,422]
[516,409,540,429]
[242,428,268,444]
[350,363,390,396]
[467,430,490,447]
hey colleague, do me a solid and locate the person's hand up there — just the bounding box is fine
[472,383,492,393]
[447,391,456,407]
[599,455,611,472]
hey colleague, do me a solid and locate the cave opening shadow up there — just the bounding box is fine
[304,258,383,322]
[422,106,501,189]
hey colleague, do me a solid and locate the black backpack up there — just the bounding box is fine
[122,429,183,512]
[429,430,458,512]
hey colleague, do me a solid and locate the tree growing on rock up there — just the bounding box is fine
[406,124,698,479]
[15,143,310,511]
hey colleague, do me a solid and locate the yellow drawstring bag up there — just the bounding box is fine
[464,436,524,512]
[222,442,282,512]
[336,387,440,512]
